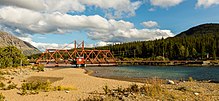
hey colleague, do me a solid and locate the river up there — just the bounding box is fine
[85,66,219,82]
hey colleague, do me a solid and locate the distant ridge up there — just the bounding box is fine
[0,31,41,55]
[176,23,219,37]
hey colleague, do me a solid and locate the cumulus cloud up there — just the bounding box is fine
[87,28,174,42]
[196,0,219,8]
[150,0,183,8]
[80,0,142,18]
[0,1,174,51]
[0,0,141,18]
[141,21,158,28]
[0,0,85,13]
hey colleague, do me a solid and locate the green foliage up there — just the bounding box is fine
[20,81,51,95]
[20,81,74,95]
[53,85,73,91]
[188,77,194,82]
[0,46,29,68]
[32,65,45,72]
[0,93,5,101]
[103,85,110,94]
[97,33,219,60]
[0,82,5,88]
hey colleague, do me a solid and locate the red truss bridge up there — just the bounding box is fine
[36,40,117,67]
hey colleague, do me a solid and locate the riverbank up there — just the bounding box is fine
[0,67,137,101]
[0,67,219,100]
[116,59,219,66]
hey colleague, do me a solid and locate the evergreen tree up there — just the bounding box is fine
[0,46,28,68]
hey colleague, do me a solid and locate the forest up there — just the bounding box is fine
[97,34,219,60]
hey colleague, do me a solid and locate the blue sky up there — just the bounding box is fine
[0,0,219,51]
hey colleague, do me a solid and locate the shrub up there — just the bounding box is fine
[176,86,188,92]
[130,84,139,92]
[103,85,110,94]
[0,82,5,88]
[0,93,5,101]
[6,83,17,90]
[188,77,194,82]
[20,80,51,95]
[20,81,75,95]
[32,65,44,72]
[53,85,74,91]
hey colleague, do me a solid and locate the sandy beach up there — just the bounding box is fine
[0,67,219,101]
[0,67,138,101]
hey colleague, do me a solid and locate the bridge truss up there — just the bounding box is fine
[36,41,116,66]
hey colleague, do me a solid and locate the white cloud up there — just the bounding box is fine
[196,0,219,8]
[0,5,174,51]
[148,8,156,12]
[0,0,141,18]
[81,0,142,18]
[0,0,86,13]
[87,28,174,42]
[141,21,159,28]
[150,0,183,8]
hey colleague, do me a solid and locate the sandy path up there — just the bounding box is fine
[1,68,137,101]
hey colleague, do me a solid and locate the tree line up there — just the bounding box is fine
[97,34,219,60]
[0,46,28,68]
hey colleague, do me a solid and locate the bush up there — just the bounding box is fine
[20,80,51,95]
[32,65,44,72]
[0,93,5,101]
[53,85,73,91]
[188,77,194,82]
[130,84,139,92]
[20,81,75,95]
[6,83,17,90]
[141,79,163,97]
[0,82,5,88]
[103,85,110,94]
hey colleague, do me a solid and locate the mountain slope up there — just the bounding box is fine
[176,23,219,37]
[0,31,41,55]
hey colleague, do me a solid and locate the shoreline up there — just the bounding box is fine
[84,66,219,83]
[1,66,219,100]
[0,67,137,101]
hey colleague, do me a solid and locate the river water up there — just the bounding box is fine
[85,66,219,82]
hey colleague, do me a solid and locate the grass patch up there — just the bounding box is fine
[137,78,167,98]
[19,81,76,95]
[26,76,64,83]
[83,78,182,100]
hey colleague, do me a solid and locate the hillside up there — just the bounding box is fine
[176,23,219,37]
[97,23,219,60]
[0,31,41,55]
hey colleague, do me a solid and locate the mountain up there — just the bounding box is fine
[0,31,41,55]
[176,23,219,37]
